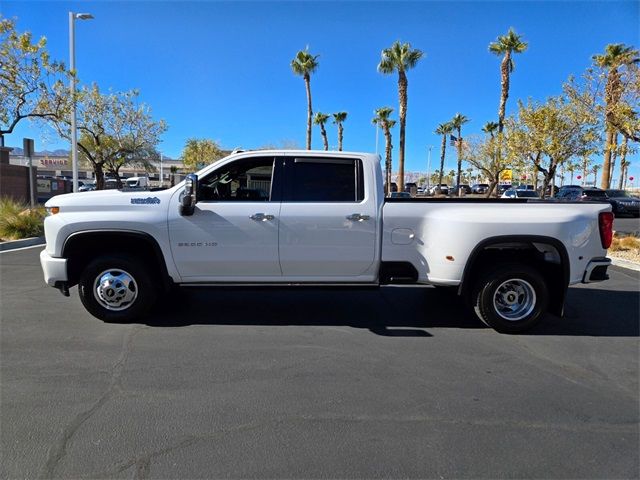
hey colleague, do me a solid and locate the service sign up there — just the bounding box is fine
[500,169,513,182]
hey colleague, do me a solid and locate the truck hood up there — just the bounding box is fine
[45,188,177,212]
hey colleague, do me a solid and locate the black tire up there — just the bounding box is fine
[78,254,157,322]
[472,263,548,334]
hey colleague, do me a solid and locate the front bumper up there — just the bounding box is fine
[40,249,68,287]
[582,257,611,283]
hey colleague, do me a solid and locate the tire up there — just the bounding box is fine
[472,263,548,334]
[78,254,157,322]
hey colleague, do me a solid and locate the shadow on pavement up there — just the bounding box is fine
[529,288,640,337]
[134,285,639,338]
[141,286,481,337]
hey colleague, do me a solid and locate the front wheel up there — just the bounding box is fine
[78,254,157,322]
[472,263,548,333]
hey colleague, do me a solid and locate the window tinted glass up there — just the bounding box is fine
[518,190,539,198]
[606,190,625,197]
[199,157,274,201]
[290,158,362,202]
[583,190,607,198]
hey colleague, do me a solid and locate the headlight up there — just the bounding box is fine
[45,207,60,216]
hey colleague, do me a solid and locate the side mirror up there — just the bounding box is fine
[179,174,198,216]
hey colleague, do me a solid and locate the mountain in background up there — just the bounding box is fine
[9,147,70,156]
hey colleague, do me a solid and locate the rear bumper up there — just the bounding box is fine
[40,249,68,287]
[582,257,611,283]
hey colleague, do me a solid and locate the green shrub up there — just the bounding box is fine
[0,198,45,240]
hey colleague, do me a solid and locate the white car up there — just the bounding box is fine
[41,150,612,333]
[502,188,540,199]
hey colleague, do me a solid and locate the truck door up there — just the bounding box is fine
[168,156,283,281]
[278,156,377,281]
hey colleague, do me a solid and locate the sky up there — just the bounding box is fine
[2,0,639,181]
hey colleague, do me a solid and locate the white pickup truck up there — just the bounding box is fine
[40,150,613,333]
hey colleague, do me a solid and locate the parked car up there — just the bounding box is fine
[390,191,412,198]
[429,184,449,195]
[501,188,540,199]
[516,184,535,191]
[471,183,489,194]
[498,184,512,194]
[604,189,640,217]
[451,184,472,195]
[555,186,610,203]
[78,183,96,192]
[404,182,418,194]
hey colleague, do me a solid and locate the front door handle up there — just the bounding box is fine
[346,213,370,222]
[250,213,275,222]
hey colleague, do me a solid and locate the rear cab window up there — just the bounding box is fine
[284,157,364,202]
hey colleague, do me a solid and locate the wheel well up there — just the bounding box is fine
[458,237,569,316]
[63,231,172,291]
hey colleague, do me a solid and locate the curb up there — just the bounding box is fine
[0,236,45,252]
[610,256,640,272]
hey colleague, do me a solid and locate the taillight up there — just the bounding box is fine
[598,211,614,249]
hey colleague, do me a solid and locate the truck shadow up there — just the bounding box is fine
[139,285,639,338]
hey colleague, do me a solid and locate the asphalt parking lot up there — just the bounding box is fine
[1,246,638,479]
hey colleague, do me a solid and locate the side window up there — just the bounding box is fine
[287,158,364,202]
[198,157,275,202]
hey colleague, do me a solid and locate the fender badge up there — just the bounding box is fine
[131,197,161,205]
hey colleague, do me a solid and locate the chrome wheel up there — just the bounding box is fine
[93,269,138,311]
[492,278,536,322]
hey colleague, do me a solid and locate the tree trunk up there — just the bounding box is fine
[338,123,344,151]
[384,126,393,196]
[609,132,618,183]
[320,124,328,151]
[540,164,556,200]
[94,164,105,190]
[601,127,614,189]
[498,51,511,134]
[304,74,312,150]
[397,72,407,192]
[618,136,628,189]
[438,134,446,188]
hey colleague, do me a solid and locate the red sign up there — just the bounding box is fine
[630,176,635,181]
[576,175,582,180]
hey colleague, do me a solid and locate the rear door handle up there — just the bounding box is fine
[346,213,370,222]
[250,213,275,222]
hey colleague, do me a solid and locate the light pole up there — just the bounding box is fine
[426,145,433,191]
[69,12,93,193]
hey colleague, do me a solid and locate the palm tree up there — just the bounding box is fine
[448,169,456,185]
[291,47,320,150]
[593,43,640,188]
[592,164,601,185]
[566,161,578,185]
[332,112,348,151]
[622,160,631,189]
[465,167,474,184]
[482,121,499,138]
[451,113,470,195]
[618,137,629,189]
[581,156,592,186]
[378,41,424,192]
[313,112,330,151]
[372,107,396,195]
[434,122,453,190]
[489,28,528,133]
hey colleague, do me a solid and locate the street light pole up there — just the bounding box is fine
[426,145,432,191]
[69,12,93,193]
